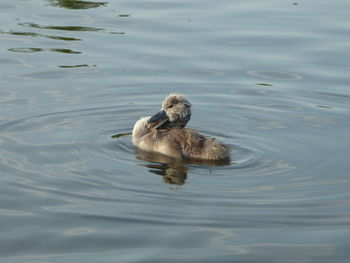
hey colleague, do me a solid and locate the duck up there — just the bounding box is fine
[132,94,230,161]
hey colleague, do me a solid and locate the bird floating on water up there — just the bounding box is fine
[132,94,230,161]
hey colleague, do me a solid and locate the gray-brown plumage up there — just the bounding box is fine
[132,94,230,161]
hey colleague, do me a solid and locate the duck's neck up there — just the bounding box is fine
[132,117,151,144]
[174,114,191,129]
[160,114,191,129]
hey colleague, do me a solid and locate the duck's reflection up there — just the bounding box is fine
[134,149,188,185]
[134,148,230,185]
[48,0,107,10]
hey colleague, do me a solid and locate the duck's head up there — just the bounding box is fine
[148,93,192,129]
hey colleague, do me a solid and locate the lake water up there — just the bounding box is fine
[1,0,350,262]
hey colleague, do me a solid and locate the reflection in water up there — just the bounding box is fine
[135,149,188,185]
[59,64,89,68]
[48,0,107,9]
[0,30,81,41]
[19,22,104,32]
[256,83,273,87]
[18,22,125,34]
[147,163,188,185]
[134,148,231,186]
[8,47,81,54]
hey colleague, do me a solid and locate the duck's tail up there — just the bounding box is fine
[198,138,231,161]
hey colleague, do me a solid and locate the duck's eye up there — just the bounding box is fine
[168,104,173,108]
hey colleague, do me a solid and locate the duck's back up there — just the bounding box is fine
[157,128,230,161]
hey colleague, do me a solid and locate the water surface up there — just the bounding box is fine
[1,0,350,262]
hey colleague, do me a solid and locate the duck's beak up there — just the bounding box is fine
[148,110,167,123]
[148,110,170,129]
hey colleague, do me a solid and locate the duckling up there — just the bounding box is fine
[132,94,230,161]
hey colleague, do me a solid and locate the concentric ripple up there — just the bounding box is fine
[1,0,350,261]
[1,68,349,263]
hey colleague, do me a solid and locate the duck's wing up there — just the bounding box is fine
[178,129,230,161]
[175,129,205,156]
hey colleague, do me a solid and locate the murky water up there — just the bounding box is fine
[1,0,350,262]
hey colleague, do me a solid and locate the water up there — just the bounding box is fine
[1,0,350,262]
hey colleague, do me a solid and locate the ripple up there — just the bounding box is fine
[0,57,32,67]
[1,85,348,214]
[0,84,336,193]
[108,104,295,187]
[0,81,349,263]
[12,68,99,80]
[2,0,350,259]
[247,70,303,80]
[31,12,92,20]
